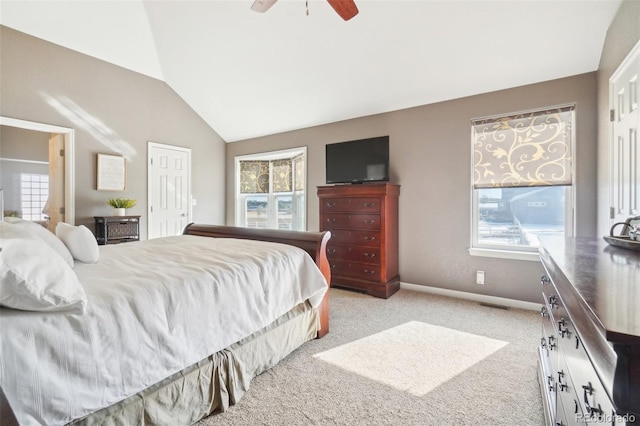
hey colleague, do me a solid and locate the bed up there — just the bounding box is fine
[0,223,331,425]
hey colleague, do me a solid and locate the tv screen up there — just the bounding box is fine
[325,136,389,184]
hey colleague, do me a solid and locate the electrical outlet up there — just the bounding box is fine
[476,271,485,285]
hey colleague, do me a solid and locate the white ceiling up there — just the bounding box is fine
[0,0,622,142]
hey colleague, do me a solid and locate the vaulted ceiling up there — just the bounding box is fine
[0,0,622,142]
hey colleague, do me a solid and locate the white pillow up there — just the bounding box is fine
[5,218,74,268]
[56,222,99,264]
[0,234,87,313]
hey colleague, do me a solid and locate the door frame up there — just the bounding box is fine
[147,141,192,239]
[0,116,75,225]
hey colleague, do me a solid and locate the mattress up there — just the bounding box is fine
[0,235,328,425]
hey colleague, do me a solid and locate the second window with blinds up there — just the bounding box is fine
[470,105,575,258]
[235,147,306,231]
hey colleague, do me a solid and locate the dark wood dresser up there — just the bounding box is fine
[317,183,400,298]
[94,215,141,245]
[538,236,639,425]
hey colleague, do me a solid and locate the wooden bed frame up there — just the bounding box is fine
[182,224,332,337]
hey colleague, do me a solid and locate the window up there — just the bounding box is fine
[235,147,306,231]
[20,173,49,221]
[470,105,575,257]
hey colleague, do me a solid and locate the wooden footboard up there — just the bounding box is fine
[183,224,331,337]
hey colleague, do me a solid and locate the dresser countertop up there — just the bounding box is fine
[539,235,640,340]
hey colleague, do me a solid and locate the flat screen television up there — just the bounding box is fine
[325,136,389,184]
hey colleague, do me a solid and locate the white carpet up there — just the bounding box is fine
[313,320,508,397]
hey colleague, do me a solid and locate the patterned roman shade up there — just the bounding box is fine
[472,105,574,189]
[293,155,304,191]
[240,160,269,193]
[272,159,292,193]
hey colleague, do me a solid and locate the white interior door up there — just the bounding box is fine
[610,41,640,227]
[148,142,191,239]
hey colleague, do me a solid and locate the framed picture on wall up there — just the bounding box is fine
[97,154,126,191]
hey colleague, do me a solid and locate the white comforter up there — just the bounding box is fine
[0,235,328,425]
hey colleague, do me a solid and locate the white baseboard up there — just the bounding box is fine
[400,282,541,311]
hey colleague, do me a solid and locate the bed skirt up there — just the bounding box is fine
[69,302,319,425]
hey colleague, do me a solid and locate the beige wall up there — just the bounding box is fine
[0,126,50,161]
[226,73,598,303]
[597,0,640,237]
[0,26,226,238]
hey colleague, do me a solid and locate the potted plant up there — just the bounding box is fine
[107,198,136,216]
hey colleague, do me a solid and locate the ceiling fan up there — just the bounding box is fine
[251,0,359,21]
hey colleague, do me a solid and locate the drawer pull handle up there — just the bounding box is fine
[548,336,556,350]
[540,337,547,348]
[557,370,567,392]
[330,264,337,269]
[558,318,570,338]
[547,375,554,392]
[363,269,376,275]
[326,202,337,208]
[364,252,376,258]
[363,202,376,208]
[540,306,548,318]
[548,295,558,308]
[540,274,550,285]
[326,218,337,223]
[328,249,336,255]
[364,219,376,225]
[364,236,376,241]
[582,382,603,418]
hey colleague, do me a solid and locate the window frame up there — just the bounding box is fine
[469,105,576,261]
[235,147,307,231]
[20,172,50,222]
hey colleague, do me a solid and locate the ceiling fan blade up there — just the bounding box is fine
[251,0,278,13]
[326,0,359,21]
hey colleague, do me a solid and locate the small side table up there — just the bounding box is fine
[94,215,141,245]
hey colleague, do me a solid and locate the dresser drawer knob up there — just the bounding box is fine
[363,269,376,275]
[540,274,550,285]
[540,306,548,318]
[540,337,547,348]
[548,336,556,350]
[364,219,376,225]
[364,236,376,241]
[548,295,558,308]
[326,218,337,223]
[364,252,376,258]
[363,202,376,208]
[328,248,336,255]
[326,202,337,208]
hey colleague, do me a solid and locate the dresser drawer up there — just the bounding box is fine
[330,260,380,281]
[322,214,381,231]
[328,230,380,247]
[327,244,381,265]
[563,338,616,424]
[556,352,585,426]
[321,197,381,213]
